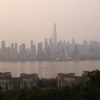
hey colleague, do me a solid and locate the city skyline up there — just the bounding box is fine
[0,23,100,49]
[0,23,100,61]
[0,22,100,48]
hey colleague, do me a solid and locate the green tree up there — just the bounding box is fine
[82,70,100,100]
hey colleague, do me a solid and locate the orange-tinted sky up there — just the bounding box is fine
[0,0,100,47]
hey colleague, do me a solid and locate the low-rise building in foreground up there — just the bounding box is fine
[0,71,89,91]
[57,71,89,87]
[0,72,39,91]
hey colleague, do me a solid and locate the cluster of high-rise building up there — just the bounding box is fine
[0,23,100,61]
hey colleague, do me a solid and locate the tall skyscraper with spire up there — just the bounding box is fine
[53,23,57,46]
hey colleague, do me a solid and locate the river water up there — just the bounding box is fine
[0,60,100,78]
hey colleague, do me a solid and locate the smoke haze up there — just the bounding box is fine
[0,0,100,47]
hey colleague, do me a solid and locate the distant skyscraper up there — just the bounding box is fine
[83,40,89,54]
[51,36,52,44]
[11,43,15,60]
[30,40,35,60]
[1,41,5,50]
[21,44,25,52]
[33,44,36,58]
[53,23,57,46]
[1,41,6,60]
[44,38,48,50]
[72,38,76,54]
[49,36,52,46]
[37,42,43,59]
[74,44,79,58]
[21,43,26,59]
[44,38,50,59]
[30,40,33,50]
[72,38,75,45]
[15,43,17,53]
[58,41,63,52]
[7,46,11,60]
[15,43,18,59]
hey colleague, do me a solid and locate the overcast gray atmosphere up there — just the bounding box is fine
[1,1,100,96]
[0,0,100,47]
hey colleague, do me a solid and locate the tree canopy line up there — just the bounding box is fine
[0,70,100,100]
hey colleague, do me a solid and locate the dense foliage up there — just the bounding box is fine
[1,70,100,100]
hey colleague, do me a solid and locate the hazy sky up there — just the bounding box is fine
[0,0,100,47]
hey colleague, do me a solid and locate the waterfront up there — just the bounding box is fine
[0,60,100,78]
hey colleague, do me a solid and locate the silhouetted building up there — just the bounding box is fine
[37,42,44,59]
[1,41,6,60]
[29,40,35,60]
[11,43,15,60]
[53,23,57,46]
[15,43,18,60]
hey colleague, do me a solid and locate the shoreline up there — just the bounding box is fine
[0,59,100,62]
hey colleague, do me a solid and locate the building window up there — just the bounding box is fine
[33,81,35,84]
